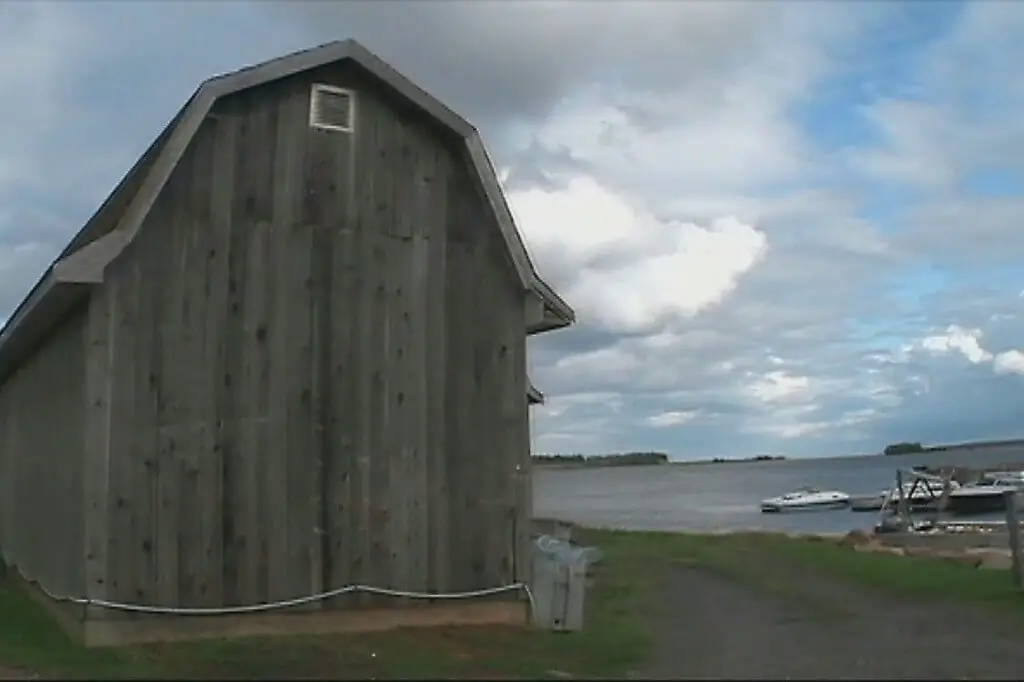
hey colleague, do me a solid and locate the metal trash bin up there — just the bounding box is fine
[530,534,602,632]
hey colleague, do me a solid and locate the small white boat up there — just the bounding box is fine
[760,487,850,513]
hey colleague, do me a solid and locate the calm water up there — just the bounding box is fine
[533,449,1024,534]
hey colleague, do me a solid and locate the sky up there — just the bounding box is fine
[1,0,1023,460]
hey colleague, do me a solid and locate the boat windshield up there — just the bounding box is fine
[783,487,820,499]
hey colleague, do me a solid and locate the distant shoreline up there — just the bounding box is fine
[532,453,786,470]
[532,437,1024,471]
[672,455,787,467]
[532,452,670,469]
[883,438,1024,456]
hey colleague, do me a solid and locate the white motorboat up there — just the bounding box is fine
[947,472,1024,515]
[760,487,850,513]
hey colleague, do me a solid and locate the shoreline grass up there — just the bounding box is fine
[581,529,1024,609]
[3,528,1024,678]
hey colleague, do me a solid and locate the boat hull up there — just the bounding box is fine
[849,495,886,512]
[947,491,1010,516]
[760,500,850,513]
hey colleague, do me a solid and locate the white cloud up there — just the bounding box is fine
[745,370,812,404]
[993,350,1024,376]
[917,325,993,364]
[647,410,698,428]
[906,325,1024,379]
[533,87,808,196]
[510,178,768,334]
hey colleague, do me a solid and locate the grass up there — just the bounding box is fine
[580,529,1024,610]
[3,529,1024,679]
[0,536,654,680]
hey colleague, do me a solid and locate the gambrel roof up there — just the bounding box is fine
[0,39,574,379]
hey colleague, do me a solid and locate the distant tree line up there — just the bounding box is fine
[532,452,670,467]
[709,455,785,463]
[883,441,926,456]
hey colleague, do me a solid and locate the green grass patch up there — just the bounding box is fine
[0,537,653,680]
[5,528,1022,678]
[765,535,1024,607]
[581,529,1024,610]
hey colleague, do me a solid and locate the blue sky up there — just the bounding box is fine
[1,1,1022,460]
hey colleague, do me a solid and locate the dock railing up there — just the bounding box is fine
[881,468,953,531]
[1004,491,1024,587]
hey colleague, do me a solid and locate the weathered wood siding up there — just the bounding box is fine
[444,163,531,592]
[86,64,531,611]
[0,304,88,599]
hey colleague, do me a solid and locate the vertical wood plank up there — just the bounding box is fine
[500,275,527,588]
[383,118,412,598]
[218,98,245,602]
[425,150,451,593]
[470,237,495,589]
[154,171,184,609]
[194,113,233,608]
[284,222,315,601]
[368,104,396,596]
[83,287,113,611]
[300,85,349,605]
[178,122,216,606]
[385,232,411,597]
[515,331,532,587]
[106,259,138,604]
[251,100,279,606]
[404,129,439,595]
[326,227,358,604]
[241,218,271,604]
[404,231,429,594]
[443,188,465,592]
[223,92,257,606]
[325,109,358,603]
[15,305,88,598]
[266,89,303,603]
[352,91,380,603]
[131,246,161,606]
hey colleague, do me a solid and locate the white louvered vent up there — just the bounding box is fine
[309,84,354,133]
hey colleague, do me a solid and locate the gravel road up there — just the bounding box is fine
[636,550,1024,680]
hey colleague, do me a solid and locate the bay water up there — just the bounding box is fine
[533,448,1024,535]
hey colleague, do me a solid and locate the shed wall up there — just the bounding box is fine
[86,66,531,611]
[0,303,88,600]
[444,163,531,591]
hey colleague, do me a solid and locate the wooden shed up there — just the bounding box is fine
[0,39,574,645]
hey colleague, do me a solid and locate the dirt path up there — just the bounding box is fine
[637,555,1024,680]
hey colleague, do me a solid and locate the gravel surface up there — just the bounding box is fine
[637,554,1024,680]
